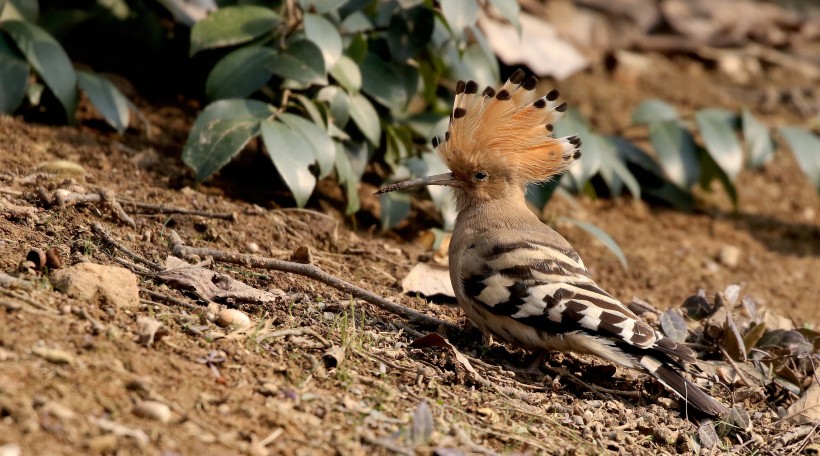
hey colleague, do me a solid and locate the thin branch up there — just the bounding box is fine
[257,327,332,349]
[0,272,34,290]
[139,287,202,312]
[0,288,59,314]
[168,230,455,330]
[91,223,163,271]
[719,345,753,387]
[118,199,237,221]
[100,189,136,228]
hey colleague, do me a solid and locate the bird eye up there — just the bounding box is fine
[473,171,488,181]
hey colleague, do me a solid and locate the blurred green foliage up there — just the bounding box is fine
[0,0,818,236]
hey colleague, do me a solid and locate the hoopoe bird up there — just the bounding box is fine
[377,70,729,417]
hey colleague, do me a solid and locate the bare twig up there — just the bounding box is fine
[168,230,455,330]
[257,327,332,349]
[795,422,820,454]
[138,287,201,312]
[778,424,815,447]
[0,187,22,197]
[0,288,60,315]
[361,434,414,456]
[719,345,753,387]
[100,189,136,228]
[91,223,163,271]
[111,256,155,275]
[544,364,642,400]
[118,199,237,221]
[454,426,503,456]
[0,272,34,290]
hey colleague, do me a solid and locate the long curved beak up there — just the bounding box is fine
[375,172,460,195]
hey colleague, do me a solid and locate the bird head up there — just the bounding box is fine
[376,70,582,210]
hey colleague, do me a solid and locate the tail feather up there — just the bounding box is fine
[639,355,729,417]
[651,334,697,364]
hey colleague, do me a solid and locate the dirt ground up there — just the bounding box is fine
[0,53,818,456]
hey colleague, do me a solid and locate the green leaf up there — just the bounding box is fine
[446,42,498,87]
[309,0,348,14]
[648,120,700,189]
[334,141,361,214]
[422,151,457,230]
[0,32,29,114]
[182,99,273,182]
[388,6,434,62]
[779,126,820,192]
[597,135,640,199]
[558,217,628,269]
[699,149,738,208]
[632,99,679,125]
[2,20,77,123]
[360,53,407,110]
[76,71,130,133]
[525,180,559,210]
[345,33,368,64]
[268,40,327,86]
[189,6,280,56]
[555,108,598,190]
[292,93,325,127]
[742,109,774,168]
[278,112,335,178]
[303,13,342,70]
[260,119,317,207]
[379,191,411,229]
[396,0,424,8]
[317,85,350,128]
[340,11,373,36]
[487,0,520,34]
[1,0,38,22]
[348,92,381,145]
[330,55,361,93]
[695,108,743,181]
[440,0,478,34]
[205,46,276,100]
[608,136,694,211]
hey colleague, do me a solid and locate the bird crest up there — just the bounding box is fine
[432,69,581,185]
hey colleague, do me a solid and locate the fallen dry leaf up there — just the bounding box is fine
[159,256,284,304]
[786,381,820,425]
[401,263,455,299]
[410,333,476,375]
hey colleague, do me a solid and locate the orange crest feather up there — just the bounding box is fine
[432,70,581,183]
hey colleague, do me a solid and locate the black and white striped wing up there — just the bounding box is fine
[460,235,695,363]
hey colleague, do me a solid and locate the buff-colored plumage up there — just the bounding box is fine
[436,72,578,186]
[377,70,728,417]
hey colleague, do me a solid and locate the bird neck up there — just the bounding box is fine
[453,186,540,232]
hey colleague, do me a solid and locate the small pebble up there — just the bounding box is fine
[133,400,172,423]
[258,383,277,396]
[53,189,71,200]
[717,245,741,268]
[215,309,251,328]
[32,346,75,365]
[246,242,260,254]
[86,434,119,453]
[0,443,20,456]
